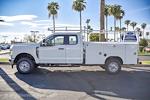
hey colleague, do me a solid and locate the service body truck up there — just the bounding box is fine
[9,33,138,74]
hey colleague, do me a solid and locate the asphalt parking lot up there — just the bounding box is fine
[0,65,150,100]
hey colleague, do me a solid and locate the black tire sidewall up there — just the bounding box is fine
[105,59,121,74]
[16,58,35,74]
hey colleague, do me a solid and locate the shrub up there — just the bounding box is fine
[139,39,148,52]
[89,33,105,42]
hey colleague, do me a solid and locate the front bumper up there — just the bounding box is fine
[9,57,14,68]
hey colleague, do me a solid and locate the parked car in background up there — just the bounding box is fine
[0,44,11,50]
[144,46,150,52]
[122,32,138,42]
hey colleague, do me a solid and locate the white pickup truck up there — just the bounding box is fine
[9,32,138,74]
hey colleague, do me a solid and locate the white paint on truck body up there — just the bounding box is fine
[85,42,138,64]
[10,32,138,66]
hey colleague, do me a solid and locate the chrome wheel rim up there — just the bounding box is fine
[108,62,119,73]
[19,61,30,72]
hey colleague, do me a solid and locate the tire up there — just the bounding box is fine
[35,64,39,68]
[105,58,121,74]
[16,57,35,74]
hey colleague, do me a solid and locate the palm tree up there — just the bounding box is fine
[130,22,137,31]
[109,4,122,41]
[125,20,130,31]
[141,23,147,38]
[104,5,111,40]
[100,0,105,32]
[47,2,59,33]
[121,27,126,32]
[115,27,120,32]
[116,9,125,32]
[135,27,141,37]
[146,32,149,39]
[72,0,86,33]
[135,27,141,32]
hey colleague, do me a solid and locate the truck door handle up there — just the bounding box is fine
[58,48,64,50]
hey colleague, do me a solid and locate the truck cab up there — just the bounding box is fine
[38,33,83,64]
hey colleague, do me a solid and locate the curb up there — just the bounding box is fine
[134,64,150,67]
[0,62,10,65]
[123,64,150,67]
[138,55,150,56]
[0,52,10,55]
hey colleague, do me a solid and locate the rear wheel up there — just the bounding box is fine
[16,58,35,74]
[105,58,121,74]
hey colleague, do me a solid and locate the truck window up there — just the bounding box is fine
[69,36,77,45]
[52,36,64,46]
[45,35,64,46]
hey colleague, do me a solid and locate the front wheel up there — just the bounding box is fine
[105,59,121,74]
[16,58,35,74]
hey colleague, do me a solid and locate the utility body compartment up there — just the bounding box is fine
[85,42,138,65]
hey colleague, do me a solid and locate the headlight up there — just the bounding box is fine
[9,45,13,56]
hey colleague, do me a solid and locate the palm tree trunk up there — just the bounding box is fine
[100,0,105,31]
[105,16,108,40]
[53,15,55,33]
[120,19,122,41]
[80,11,82,33]
[143,29,144,39]
[100,0,105,41]
[114,17,116,41]
[127,25,128,31]
[120,19,121,32]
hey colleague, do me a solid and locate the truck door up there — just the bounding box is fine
[39,35,66,64]
[66,35,83,64]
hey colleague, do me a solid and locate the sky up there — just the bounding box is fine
[0,0,150,42]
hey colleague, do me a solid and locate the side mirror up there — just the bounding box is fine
[41,39,46,46]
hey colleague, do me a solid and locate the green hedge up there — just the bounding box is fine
[89,33,106,42]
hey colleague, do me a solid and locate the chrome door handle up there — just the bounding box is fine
[58,48,64,50]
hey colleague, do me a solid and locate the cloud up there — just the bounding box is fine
[0,15,38,22]
[20,21,39,28]
[34,20,50,23]
[128,6,150,14]
[20,21,50,28]
[0,22,14,26]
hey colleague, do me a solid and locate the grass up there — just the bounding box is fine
[138,51,150,56]
[141,61,150,65]
[0,58,9,63]
[0,50,10,54]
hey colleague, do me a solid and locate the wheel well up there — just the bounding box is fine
[105,56,123,65]
[14,53,35,64]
